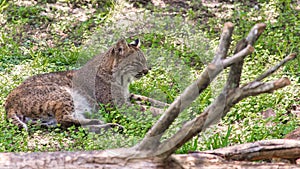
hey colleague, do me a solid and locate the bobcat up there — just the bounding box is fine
[5,39,154,132]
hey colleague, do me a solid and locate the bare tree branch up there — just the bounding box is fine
[136,50,245,151]
[222,45,254,67]
[136,68,217,151]
[156,65,292,158]
[256,53,297,81]
[245,23,267,46]
[137,22,266,151]
[135,22,296,154]
[225,23,267,90]
[213,22,234,62]
[225,38,247,90]
[240,77,291,97]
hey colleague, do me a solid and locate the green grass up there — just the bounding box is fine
[0,0,299,153]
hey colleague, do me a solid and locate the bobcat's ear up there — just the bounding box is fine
[129,39,141,48]
[112,39,129,57]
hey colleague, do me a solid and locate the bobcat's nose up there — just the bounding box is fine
[142,69,148,75]
[135,68,149,79]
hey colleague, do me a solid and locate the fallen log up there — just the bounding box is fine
[2,139,300,169]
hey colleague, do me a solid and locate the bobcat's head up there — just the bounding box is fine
[111,39,148,85]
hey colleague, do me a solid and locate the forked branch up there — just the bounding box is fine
[136,22,297,158]
[136,22,251,151]
[225,23,266,90]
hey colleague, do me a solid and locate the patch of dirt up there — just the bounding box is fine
[28,131,74,151]
[2,0,112,50]
[128,0,214,24]
[126,0,262,31]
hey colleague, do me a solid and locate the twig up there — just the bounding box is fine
[256,53,297,81]
[241,77,291,97]
[222,45,254,67]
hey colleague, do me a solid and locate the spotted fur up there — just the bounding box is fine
[5,39,148,132]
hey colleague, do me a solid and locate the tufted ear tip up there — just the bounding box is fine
[129,39,141,48]
[116,38,127,45]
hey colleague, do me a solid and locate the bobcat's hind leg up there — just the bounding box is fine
[7,110,28,131]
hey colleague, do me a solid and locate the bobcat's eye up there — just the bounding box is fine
[118,47,123,53]
[113,47,124,56]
